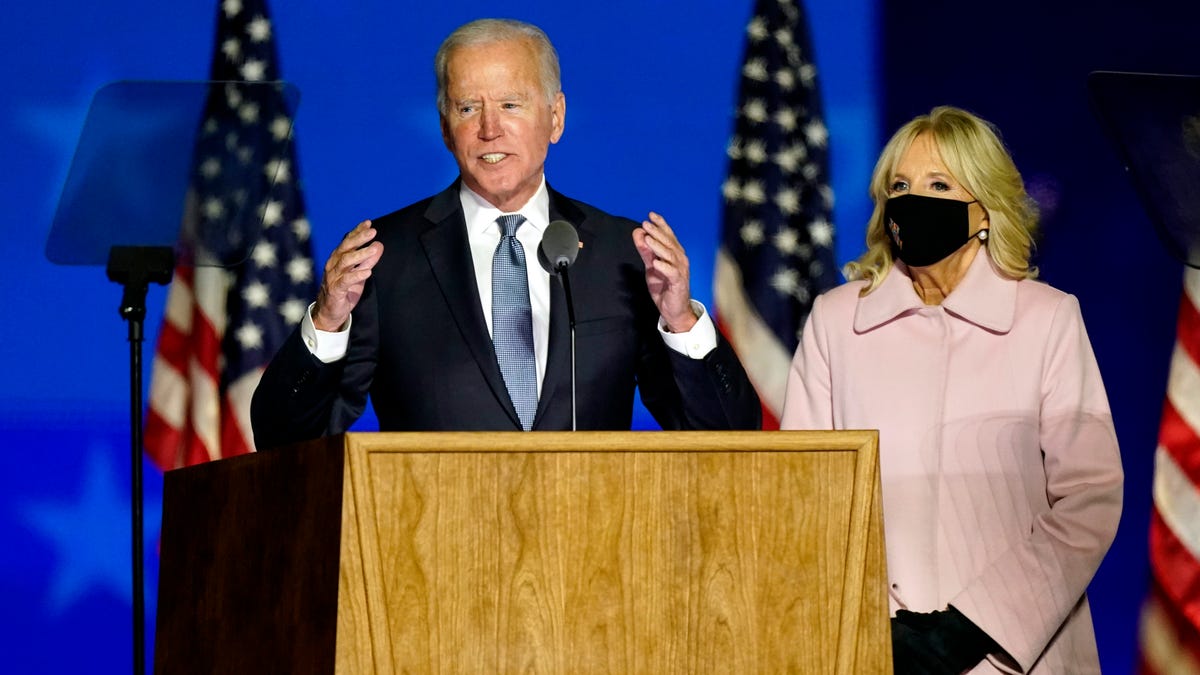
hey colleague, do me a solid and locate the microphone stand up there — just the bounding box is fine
[558,264,577,431]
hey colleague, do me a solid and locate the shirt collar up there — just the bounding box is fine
[852,248,1018,334]
[460,177,550,238]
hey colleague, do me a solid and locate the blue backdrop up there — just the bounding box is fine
[0,0,1182,672]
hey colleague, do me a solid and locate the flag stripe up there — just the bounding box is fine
[1177,276,1200,367]
[1139,579,1200,674]
[1142,266,1200,669]
[714,249,793,417]
[1148,504,1200,636]
[1159,398,1200,487]
[1151,449,1200,593]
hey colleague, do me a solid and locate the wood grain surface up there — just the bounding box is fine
[335,431,887,674]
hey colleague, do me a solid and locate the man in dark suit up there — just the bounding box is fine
[250,18,760,448]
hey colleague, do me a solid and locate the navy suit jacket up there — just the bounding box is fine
[251,182,760,448]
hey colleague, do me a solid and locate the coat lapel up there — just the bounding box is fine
[419,183,521,428]
[534,187,589,427]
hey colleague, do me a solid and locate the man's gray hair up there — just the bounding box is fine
[435,18,562,115]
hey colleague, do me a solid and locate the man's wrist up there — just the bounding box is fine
[663,305,700,333]
[311,304,348,333]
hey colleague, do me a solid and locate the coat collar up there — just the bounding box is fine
[852,248,1018,334]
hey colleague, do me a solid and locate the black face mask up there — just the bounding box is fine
[884,194,987,267]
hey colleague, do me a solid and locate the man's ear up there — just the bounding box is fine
[550,92,566,144]
[439,113,453,149]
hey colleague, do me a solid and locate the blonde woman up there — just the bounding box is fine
[781,106,1122,674]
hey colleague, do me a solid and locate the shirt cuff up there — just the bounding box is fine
[658,300,717,359]
[301,302,351,363]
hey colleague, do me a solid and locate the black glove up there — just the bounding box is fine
[890,606,999,674]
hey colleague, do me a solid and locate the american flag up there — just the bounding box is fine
[144,0,315,469]
[713,0,836,429]
[1140,267,1200,673]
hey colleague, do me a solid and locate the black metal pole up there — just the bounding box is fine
[125,308,146,675]
[107,245,173,675]
[560,267,577,431]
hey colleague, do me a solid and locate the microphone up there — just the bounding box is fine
[537,219,580,273]
[538,220,580,430]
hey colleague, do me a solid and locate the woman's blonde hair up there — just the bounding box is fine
[846,106,1040,293]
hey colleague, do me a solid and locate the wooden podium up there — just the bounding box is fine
[154,431,889,673]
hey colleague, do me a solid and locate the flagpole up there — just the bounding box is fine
[107,246,174,675]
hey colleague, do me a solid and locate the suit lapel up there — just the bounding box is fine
[535,187,589,427]
[419,183,521,428]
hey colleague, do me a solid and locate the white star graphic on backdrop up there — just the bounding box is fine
[18,92,99,215]
[774,69,795,91]
[22,448,161,613]
[222,0,242,17]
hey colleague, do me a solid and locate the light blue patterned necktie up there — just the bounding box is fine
[492,214,537,430]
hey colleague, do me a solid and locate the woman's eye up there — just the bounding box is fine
[932,181,950,191]
[889,180,908,192]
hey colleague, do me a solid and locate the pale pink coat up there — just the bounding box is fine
[781,250,1123,674]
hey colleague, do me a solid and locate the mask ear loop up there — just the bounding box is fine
[968,199,988,243]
